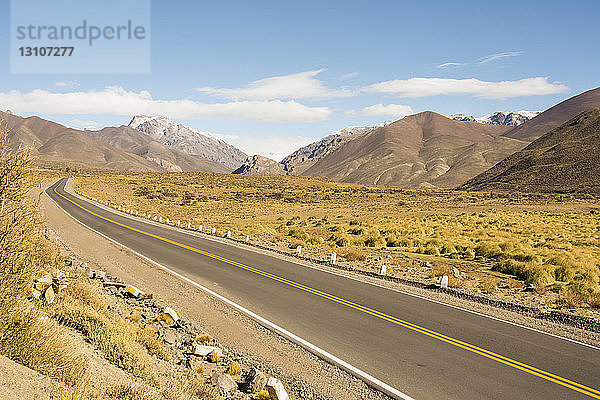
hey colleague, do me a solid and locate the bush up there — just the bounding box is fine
[287,228,309,241]
[225,361,241,376]
[340,248,367,261]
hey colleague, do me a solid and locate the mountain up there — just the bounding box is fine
[87,126,229,173]
[128,115,247,170]
[449,111,540,126]
[281,122,390,175]
[462,108,600,193]
[1,111,162,171]
[501,87,600,142]
[301,112,521,188]
[232,155,286,175]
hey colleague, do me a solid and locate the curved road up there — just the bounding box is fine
[47,178,600,400]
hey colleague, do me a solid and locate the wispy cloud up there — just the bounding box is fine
[68,119,99,130]
[362,77,568,99]
[339,71,359,80]
[435,62,467,69]
[359,103,413,117]
[478,51,525,64]
[0,87,331,123]
[55,81,80,88]
[196,69,353,101]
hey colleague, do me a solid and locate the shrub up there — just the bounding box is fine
[340,248,367,261]
[195,334,212,343]
[225,361,241,376]
[287,228,309,241]
[137,326,170,360]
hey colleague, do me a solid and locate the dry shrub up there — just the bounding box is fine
[480,277,500,294]
[430,264,450,277]
[340,248,366,261]
[225,361,241,376]
[138,326,170,360]
[195,334,212,343]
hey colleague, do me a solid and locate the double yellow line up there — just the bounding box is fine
[52,180,600,398]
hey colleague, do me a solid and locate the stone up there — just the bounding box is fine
[164,306,179,322]
[193,344,217,357]
[246,368,267,393]
[126,285,143,298]
[32,288,42,300]
[451,266,461,279]
[44,286,56,304]
[440,275,449,289]
[95,270,106,281]
[211,371,237,391]
[266,377,290,400]
[163,330,177,345]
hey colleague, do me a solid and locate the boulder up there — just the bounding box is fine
[246,368,267,393]
[266,377,290,400]
[193,344,219,357]
[126,285,143,298]
[163,330,177,345]
[164,306,179,322]
[211,371,237,392]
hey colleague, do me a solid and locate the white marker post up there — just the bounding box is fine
[245,235,250,242]
[379,265,387,276]
[211,228,216,235]
[187,222,191,229]
[177,220,180,227]
[198,224,203,232]
[331,252,337,264]
[440,275,449,289]
[296,246,302,256]
[226,231,231,238]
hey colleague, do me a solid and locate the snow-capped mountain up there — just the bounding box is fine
[128,115,247,170]
[281,122,390,175]
[449,111,540,126]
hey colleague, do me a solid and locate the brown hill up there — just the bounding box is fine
[462,108,600,193]
[1,111,161,171]
[502,87,600,142]
[232,154,286,175]
[88,126,229,173]
[302,111,519,188]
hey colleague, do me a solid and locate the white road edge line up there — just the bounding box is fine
[66,180,600,352]
[47,180,415,400]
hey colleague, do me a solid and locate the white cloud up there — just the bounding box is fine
[478,51,524,64]
[436,62,467,69]
[196,69,353,100]
[68,119,99,130]
[0,87,331,122]
[55,81,80,88]
[339,72,359,80]
[225,134,316,162]
[359,104,414,117]
[362,77,568,99]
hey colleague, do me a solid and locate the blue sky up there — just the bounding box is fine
[1,0,598,159]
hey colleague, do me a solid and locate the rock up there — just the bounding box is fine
[32,288,42,300]
[163,330,177,345]
[34,273,53,291]
[193,344,219,357]
[126,285,143,298]
[164,306,179,323]
[266,377,290,400]
[211,371,237,392]
[95,270,106,281]
[44,286,56,304]
[246,368,267,393]
[451,266,461,279]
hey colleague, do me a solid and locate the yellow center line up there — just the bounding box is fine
[52,180,600,398]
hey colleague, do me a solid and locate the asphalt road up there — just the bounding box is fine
[47,178,600,400]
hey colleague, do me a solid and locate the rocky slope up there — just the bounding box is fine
[88,126,229,173]
[1,110,162,171]
[281,122,389,175]
[129,115,247,170]
[232,154,286,175]
[501,87,600,141]
[301,112,518,188]
[462,108,600,193]
[450,111,540,126]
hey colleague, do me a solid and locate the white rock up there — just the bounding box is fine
[164,306,179,322]
[266,377,290,400]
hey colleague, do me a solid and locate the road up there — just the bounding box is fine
[47,178,600,400]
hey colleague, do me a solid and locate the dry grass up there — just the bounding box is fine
[74,171,600,307]
[225,361,241,376]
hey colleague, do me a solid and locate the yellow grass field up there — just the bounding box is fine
[72,171,600,314]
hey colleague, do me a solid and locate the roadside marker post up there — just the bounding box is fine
[440,275,449,288]
[331,252,337,264]
[380,265,387,276]
[198,224,203,232]
[226,230,231,238]
[296,246,302,256]
[211,228,216,235]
